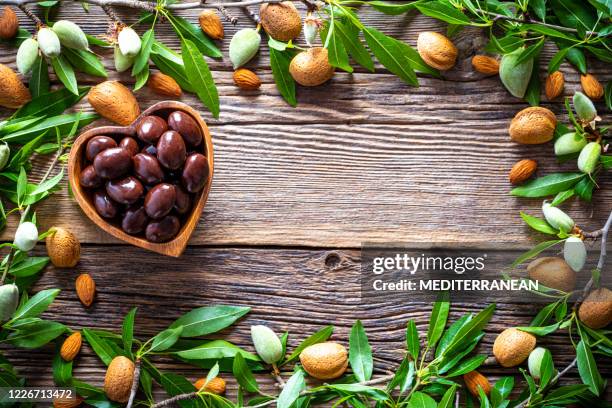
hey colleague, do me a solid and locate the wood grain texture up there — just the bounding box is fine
[4,246,609,398]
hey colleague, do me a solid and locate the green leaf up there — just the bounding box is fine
[550,0,597,34]
[160,373,198,408]
[323,20,353,73]
[132,29,154,76]
[524,57,541,106]
[511,173,585,197]
[52,348,73,386]
[406,320,420,360]
[363,27,418,86]
[9,256,49,277]
[232,353,259,393]
[521,24,577,42]
[16,167,27,206]
[29,56,49,98]
[181,39,220,118]
[530,0,547,20]
[122,307,137,358]
[493,376,514,402]
[517,324,560,336]
[576,340,603,396]
[514,38,545,66]
[512,240,564,267]
[427,292,449,348]
[334,20,374,72]
[349,320,373,382]
[175,339,259,361]
[415,1,471,24]
[326,384,388,400]
[2,112,97,144]
[562,45,587,74]
[150,326,183,352]
[134,67,150,92]
[605,82,612,110]
[11,288,59,320]
[438,333,484,374]
[408,391,437,408]
[82,328,118,366]
[545,384,590,402]
[531,302,559,326]
[437,384,458,408]
[284,325,333,364]
[51,55,79,96]
[436,314,471,358]
[574,177,595,201]
[168,14,222,58]
[369,1,419,14]
[270,47,297,107]
[170,305,249,338]
[442,304,495,357]
[277,370,305,408]
[446,355,487,377]
[551,190,575,206]
[7,320,66,348]
[62,47,107,77]
[539,348,554,389]
[29,169,64,196]
[520,212,558,235]
[548,48,570,73]
[13,87,89,120]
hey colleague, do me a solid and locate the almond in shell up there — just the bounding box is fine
[60,331,82,361]
[0,6,18,39]
[509,159,537,185]
[104,356,135,403]
[88,81,140,126]
[580,73,604,101]
[46,227,80,267]
[545,71,564,100]
[289,47,335,87]
[0,63,31,109]
[199,10,224,40]
[471,55,499,75]
[233,68,261,90]
[509,106,556,145]
[463,370,491,397]
[527,257,576,293]
[260,1,301,41]
[417,32,457,71]
[578,287,612,329]
[299,342,348,380]
[53,395,84,408]
[147,72,182,97]
[75,273,96,307]
[493,328,536,367]
[194,376,226,394]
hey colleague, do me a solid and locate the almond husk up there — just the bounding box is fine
[578,288,612,329]
[88,81,140,126]
[299,342,348,380]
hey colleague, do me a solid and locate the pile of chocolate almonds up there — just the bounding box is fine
[79,111,209,243]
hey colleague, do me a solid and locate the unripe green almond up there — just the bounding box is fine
[0,284,19,321]
[542,202,574,233]
[229,28,261,69]
[118,27,141,57]
[14,221,38,252]
[554,132,587,156]
[303,17,318,47]
[573,92,597,123]
[16,38,38,75]
[0,144,10,171]
[37,27,61,58]
[114,46,134,73]
[499,48,533,98]
[527,347,547,380]
[250,325,283,364]
[577,142,601,174]
[564,236,586,272]
[52,20,88,50]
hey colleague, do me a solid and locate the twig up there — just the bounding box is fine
[101,4,121,23]
[242,6,260,24]
[126,359,141,408]
[151,392,198,408]
[0,249,15,285]
[17,4,41,26]
[455,392,459,408]
[217,5,238,25]
[482,11,603,36]
[515,357,578,408]
[0,0,285,10]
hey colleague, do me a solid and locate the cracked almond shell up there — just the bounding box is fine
[88,81,140,126]
[104,356,135,403]
[509,106,556,145]
[0,63,31,109]
[289,47,335,87]
[578,288,612,329]
[260,1,301,41]
[299,342,348,380]
[417,31,457,71]
[493,328,536,367]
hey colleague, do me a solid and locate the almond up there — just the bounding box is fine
[0,63,31,109]
[417,32,457,71]
[578,287,612,329]
[580,73,604,100]
[46,227,80,268]
[194,376,226,394]
[233,68,262,90]
[493,328,536,367]
[0,6,18,40]
[88,81,140,126]
[147,72,182,97]
[545,71,564,100]
[75,273,95,307]
[299,342,348,380]
[53,395,83,408]
[527,257,576,293]
[60,332,82,361]
[260,1,301,41]
[289,47,335,87]
[471,55,499,75]
[198,10,224,40]
[463,370,491,397]
[509,159,537,185]
[509,106,556,145]
[104,356,135,403]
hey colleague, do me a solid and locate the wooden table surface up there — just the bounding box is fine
[0,2,610,404]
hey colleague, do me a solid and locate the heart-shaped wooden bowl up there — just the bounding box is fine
[68,101,214,257]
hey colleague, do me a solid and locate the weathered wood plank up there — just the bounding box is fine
[3,246,607,399]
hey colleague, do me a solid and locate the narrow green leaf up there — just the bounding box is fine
[29,56,49,98]
[160,373,198,408]
[437,384,458,408]
[369,1,419,15]
[551,190,575,207]
[11,288,58,320]
[427,292,449,348]
[548,48,570,73]
[270,47,297,107]
[28,169,64,195]
[51,55,79,95]
[512,240,564,267]
[408,391,437,408]
[2,112,98,144]
[277,371,305,408]
[150,326,183,352]
[9,256,49,277]
[7,320,66,348]
[134,67,150,92]
[363,27,418,86]
[122,307,137,358]
[446,355,487,377]
[13,87,89,120]
[349,320,373,382]
[324,20,353,72]
[442,304,495,357]
[181,38,220,118]
[175,339,259,361]
[520,212,558,235]
[511,173,585,197]
[284,325,333,364]
[406,320,420,360]
[168,14,222,58]
[415,2,471,24]
[132,29,154,76]
[170,305,249,338]
[524,58,541,106]
[62,47,107,77]
[576,340,603,396]
[232,353,259,393]
[52,348,73,386]
[334,20,374,72]
[82,328,118,366]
